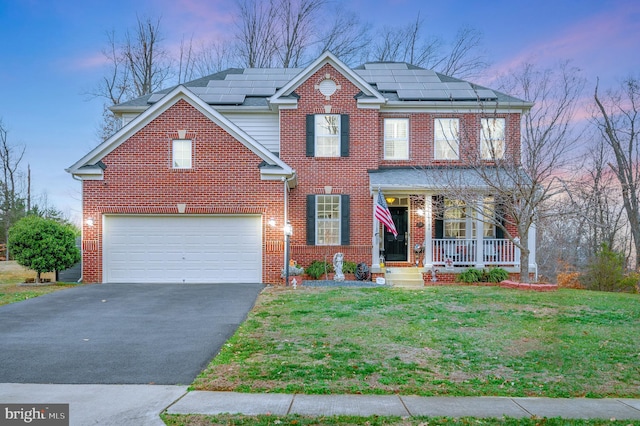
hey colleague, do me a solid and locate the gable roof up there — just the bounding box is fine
[112,53,531,113]
[270,51,386,107]
[67,85,295,181]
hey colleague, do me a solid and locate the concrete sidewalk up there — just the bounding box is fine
[2,385,640,425]
[168,391,640,420]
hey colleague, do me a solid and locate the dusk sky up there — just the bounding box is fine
[0,0,638,223]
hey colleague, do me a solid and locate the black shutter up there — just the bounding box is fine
[306,195,316,245]
[306,115,315,157]
[495,203,505,239]
[434,195,444,239]
[340,194,350,245]
[340,114,349,157]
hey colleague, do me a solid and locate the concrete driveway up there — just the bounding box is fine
[0,282,264,385]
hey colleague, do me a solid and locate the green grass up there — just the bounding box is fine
[0,261,76,306]
[162,413,640,425]
[0,282,77,306]
[193,286,640,398]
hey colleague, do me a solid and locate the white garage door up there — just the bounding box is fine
[103,215,262,283]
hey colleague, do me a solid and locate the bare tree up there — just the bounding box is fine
[95,30,130,106]
[234,0,280,67]
[539,137,629,279]
[370,17,487,79]
[593,75,640,268]
[372,15,441,67]
[0,119,27,260]
[438,61,585,282]
[315,11,371,66]
[177,34,197,84]
[122,16,171,97]
[437,26,489,80]
[276,0,326,67]
[575,138,628,257]
[192,39,236,77]
[90,16,171,141]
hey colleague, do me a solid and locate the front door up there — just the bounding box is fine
[384,207,408,261]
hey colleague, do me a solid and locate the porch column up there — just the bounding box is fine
[371,190,381,273]
[475,197,485,268]
[423,193,433,269]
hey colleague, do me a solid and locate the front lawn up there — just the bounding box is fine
[0,261,75,306]
[193,286,640,398]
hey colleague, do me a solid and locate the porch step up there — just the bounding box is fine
[385,267,424,288]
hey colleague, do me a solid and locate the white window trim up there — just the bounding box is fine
[444,199,473,239]
[481,118,506,160]
[172,139,192,169]
[315,114,340,157]
[316,195,341,245]
[434,118,460,160]
[444,197,497,239]
[384,118,409,160]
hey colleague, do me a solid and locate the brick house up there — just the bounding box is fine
[67,51,534,285]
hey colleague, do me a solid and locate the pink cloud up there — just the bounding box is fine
[154,0,236,42]
[485,2,640,87]
[70,52,111,70]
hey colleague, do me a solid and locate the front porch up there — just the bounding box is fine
[381,238,528,287]
[431,238,520,268]
[368,192,537,282]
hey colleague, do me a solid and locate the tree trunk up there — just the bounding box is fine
[35,271,41,284]
[519,247,530,283]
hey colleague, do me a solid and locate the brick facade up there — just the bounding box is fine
[74,55,530,285]
[81,99,286,283]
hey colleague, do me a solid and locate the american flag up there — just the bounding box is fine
[375,191,398,237]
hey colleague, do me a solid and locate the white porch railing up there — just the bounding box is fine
[432,238,520,267]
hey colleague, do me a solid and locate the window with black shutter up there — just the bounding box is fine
[305,114,349,157]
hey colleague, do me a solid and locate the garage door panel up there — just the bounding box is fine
[104,215,262,283]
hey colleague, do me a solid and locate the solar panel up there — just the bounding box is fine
[364,63,409,70]
[148,94,165,103]
[198,94,246,104]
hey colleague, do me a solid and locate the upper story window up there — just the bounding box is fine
[306,114,349,157]
[481,118,505,160]
[434,118,459,160]
[384,118,409,160]
[172,140,192,169]
[315,115,340,157]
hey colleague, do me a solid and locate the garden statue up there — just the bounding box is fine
[333,252,345,282]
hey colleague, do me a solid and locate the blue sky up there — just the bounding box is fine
[0,0,638,223]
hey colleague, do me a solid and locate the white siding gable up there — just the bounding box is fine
[221,112,280,154]
[122,113,140,127]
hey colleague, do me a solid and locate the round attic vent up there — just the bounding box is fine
[318,78,337,97]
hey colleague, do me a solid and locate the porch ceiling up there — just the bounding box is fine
[368,167,529,192]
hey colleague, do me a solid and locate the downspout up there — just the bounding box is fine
[282,174,295,285]
[72,174,83,283]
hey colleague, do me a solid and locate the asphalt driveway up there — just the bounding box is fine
[0,282,264,385]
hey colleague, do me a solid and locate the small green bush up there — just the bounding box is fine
[343,260,357,274]
[486,267,509,283]
[305,260,333,279]
[457,267,509,283]
[618,273,640,293]
[580,243,635,292]
[457,268,484,283]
